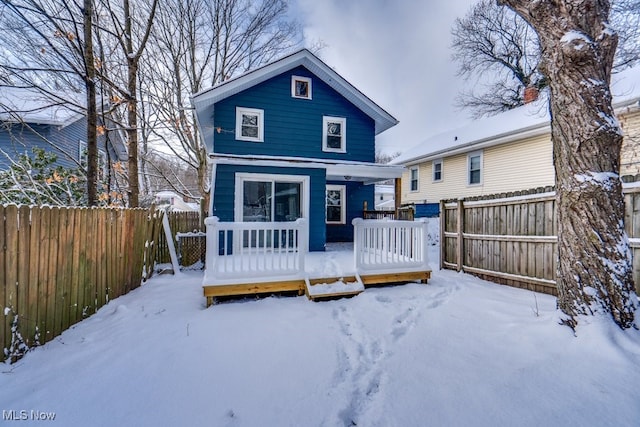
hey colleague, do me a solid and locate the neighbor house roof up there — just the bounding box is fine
[394,65,640,166]
[0,86,84,127]
[191,49,399,148]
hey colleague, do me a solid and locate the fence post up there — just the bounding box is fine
[439,200,445,270]
[456,199,464,272]
[296,218,308,272]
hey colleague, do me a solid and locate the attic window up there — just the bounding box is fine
[292,76,312,99]
[235,107,264,142]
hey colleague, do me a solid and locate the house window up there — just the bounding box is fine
[235,107,264,142]
[323,116,346,153]
[291,75,312,99]
[433,159,443,182]
[79,141,107,180]
[468,151,482,185]
[410,167,419,192]
[326,184,346,224]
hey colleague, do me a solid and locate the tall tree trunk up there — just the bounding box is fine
[126,59,139,207]
[497,0,636,329]
[84,0,98,206]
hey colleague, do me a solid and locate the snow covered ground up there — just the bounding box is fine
[2,237,640,426]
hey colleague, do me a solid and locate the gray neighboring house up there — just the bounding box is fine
[0,87,127,173]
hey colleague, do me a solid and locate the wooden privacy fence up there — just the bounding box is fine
[156,211,203,266]
[440,185,640,295]
[0,204,164,362]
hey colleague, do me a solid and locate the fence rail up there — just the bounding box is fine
[440,186,640,294]
[203,217,308,285]
[1,205,163,362]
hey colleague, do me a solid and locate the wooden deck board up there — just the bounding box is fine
[203,270,432,307]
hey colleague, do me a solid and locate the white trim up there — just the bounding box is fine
[409,166,419,192]
[209,152,405,181]
[291,75,312,99]
[432,159,443,182]
[467,150,483,186]
[322,116,346,153]
[326,184,346,224]
[79,140,107,178]
[234,172,310,224]
[235,107,264,142]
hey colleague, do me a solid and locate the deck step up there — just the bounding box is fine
[305,275,365,301]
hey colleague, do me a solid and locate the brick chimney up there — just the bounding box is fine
[523,86,539,104]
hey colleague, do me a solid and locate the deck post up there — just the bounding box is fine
[204,216,220,275]
[418,218,430,270]
[352,217,363,270]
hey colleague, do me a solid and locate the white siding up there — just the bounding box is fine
[401,107,640,204]
[621,110,640,176]
[402,134,554,203]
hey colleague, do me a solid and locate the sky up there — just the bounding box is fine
[292,0,478,155]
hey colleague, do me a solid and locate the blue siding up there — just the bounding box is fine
[0,117,119,175]
[212,66,375,162]
[0,120,84,170]
[212,164,327,251]
[326,181,374,242]
[415,203,440,218]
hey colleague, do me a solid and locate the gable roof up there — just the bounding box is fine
[394,65,640,166]
[0,86,84,127]
[191,49,399,146]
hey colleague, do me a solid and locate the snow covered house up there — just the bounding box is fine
[191,49,404,251]
[191,49,433,304]
[393,66,640,208]
[0,87,127,173]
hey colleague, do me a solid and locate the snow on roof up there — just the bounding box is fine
[191,49,398,148]
[0,86,83,126]
[394,65,640,166]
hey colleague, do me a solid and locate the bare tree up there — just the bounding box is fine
[453,0,640,118]
[451,0,544,118]
[496,0,636,329]
[0,0,102,205]
[96,0,158,207]
[138,0,300,212]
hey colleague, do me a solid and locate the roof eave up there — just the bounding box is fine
[191,49,398,138]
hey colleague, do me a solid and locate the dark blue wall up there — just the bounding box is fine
[414,203,440,218]
[212,164,327,251]
[212,66,375,163]
[1,118,120,174]
[326,181,374,242]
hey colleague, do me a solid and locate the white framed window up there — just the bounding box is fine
[235,107,264,142]
[468,151,483,185]
[432,159,443,182]
[291,75,312,99]
[322,116,346,153]
[326,184,346,224]
[79,140,107,179]
[410,166,419,192]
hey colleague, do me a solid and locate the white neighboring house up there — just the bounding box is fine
[155,191,199,212]
[393,66,640,205]
[374,184,395,211]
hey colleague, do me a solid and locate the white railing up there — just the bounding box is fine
[204,217,307,285]
[353,218,429,274]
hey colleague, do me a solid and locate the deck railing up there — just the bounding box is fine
[204,217,307,285]
[353,218,429,274]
